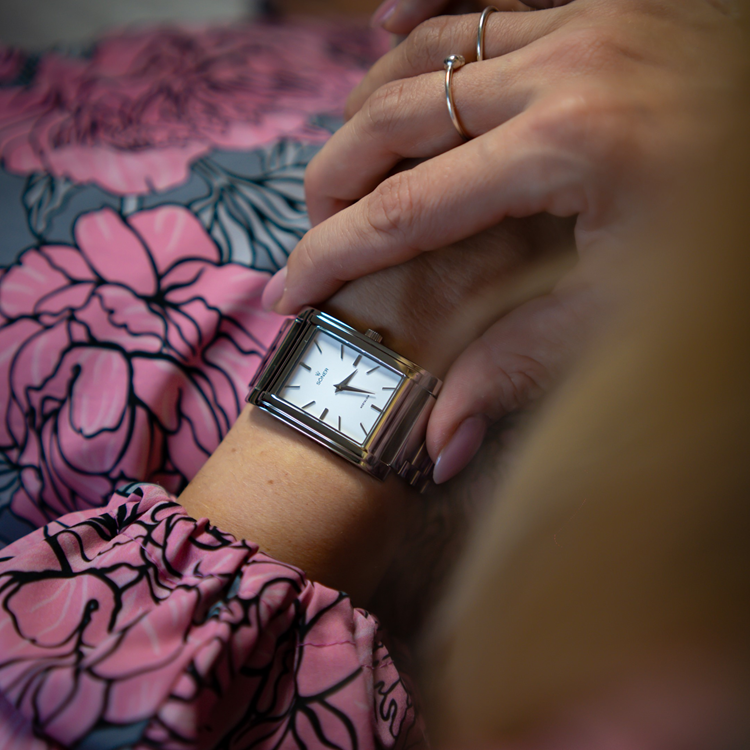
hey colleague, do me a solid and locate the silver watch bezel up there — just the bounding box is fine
[247,308,441,482]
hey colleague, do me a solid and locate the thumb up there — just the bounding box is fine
[428,284,591,484]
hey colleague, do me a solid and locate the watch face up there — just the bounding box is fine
[279,329,403,445]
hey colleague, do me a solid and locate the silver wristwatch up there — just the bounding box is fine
[247,308,441,491]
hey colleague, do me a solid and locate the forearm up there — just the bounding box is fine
[177,286,434,605]
[178,403,413,604]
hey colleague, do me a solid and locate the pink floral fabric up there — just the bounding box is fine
[0,17,423,749]
[0,204,283,530]
[0,22,387,195]
[0,483,424,749]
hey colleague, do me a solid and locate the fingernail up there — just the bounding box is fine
[262,267,287,312]
[371,0,398,28]
[433,416,488,485]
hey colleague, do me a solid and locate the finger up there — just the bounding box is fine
[376,0,523,36]
[307,54,536,226]
[522,0,575,7]
[277,99,592,314]
[346,7,567,119]
[428,281,592,483]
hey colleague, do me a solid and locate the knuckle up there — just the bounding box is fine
[404,16,453,71]
[488,354,548,416]
[555,26,622,71]
[363,79,409,137]
[288,232,320,282]
[531,87,620,158]
[366,171,418,241]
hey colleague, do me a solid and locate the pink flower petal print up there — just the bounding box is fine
[202,337,253,419]
[163,260,268,312]
[0,487,424,749]
[0,23,388,194]
[0,250,70,319]
[41,245,97,282]
[34,283,94,316]
[0,204,281,528]
[127,204,219,275]
[74,291,164,355]
[68,348,130,435]
[0,319,42,444]
[131,357,182,432]
[11,320,71,414]
[40,670,107,745]
[47,142,210,196]
[163,305,206,361]
[115,405,163,481]
[96,284,166,343]
[6,574,115,648]
[46,422,115,506]
[75,208,157,296]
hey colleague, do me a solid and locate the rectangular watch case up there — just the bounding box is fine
[247,309,441,487]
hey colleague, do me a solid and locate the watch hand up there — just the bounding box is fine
[338,386,374,395]
[334,369,358,392]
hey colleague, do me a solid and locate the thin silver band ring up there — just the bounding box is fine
[477,6,499,62]
[444,54,470,140]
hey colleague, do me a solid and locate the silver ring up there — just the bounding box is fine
[477,6,499,62]
[444,54,470,140]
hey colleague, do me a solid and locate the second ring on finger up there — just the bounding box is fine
[312,58,527,204]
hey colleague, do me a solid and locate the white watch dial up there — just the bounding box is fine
[279,329,403,445]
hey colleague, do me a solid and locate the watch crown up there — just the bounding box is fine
[364,329,383,344]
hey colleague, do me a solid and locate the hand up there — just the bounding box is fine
[338,386,375,394]
[263,0,743,479]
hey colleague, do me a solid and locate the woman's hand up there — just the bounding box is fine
[262,0,743,478]
[299,0,741,237]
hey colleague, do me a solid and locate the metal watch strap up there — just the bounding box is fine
[248,309,441,491]
[395,442,435,493]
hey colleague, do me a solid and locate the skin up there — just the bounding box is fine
[371,0,530,35]
[267,0,744,478]
[178,215,569,606]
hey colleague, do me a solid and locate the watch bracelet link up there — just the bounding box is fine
[395,442,435,493]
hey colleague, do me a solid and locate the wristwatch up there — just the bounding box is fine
[247,308,442,491]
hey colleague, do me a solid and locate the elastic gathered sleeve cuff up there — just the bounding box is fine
[0,484,425,750]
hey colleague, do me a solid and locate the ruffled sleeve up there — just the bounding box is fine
[0,484,425,750]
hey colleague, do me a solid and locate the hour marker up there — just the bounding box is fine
[341,344,344,360]
[360,422,367,436]
[338,416,342,432]
[302,401,315,410]
[315,341,322,354]
[367,366,379,374]
[353,355,362,367]
[285,385,301,389]
[382,386,395,391]
[320,408,329,420]
[300,363,311,371]
[371,404,382,413]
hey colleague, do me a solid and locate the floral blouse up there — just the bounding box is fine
[0,17,424,749]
